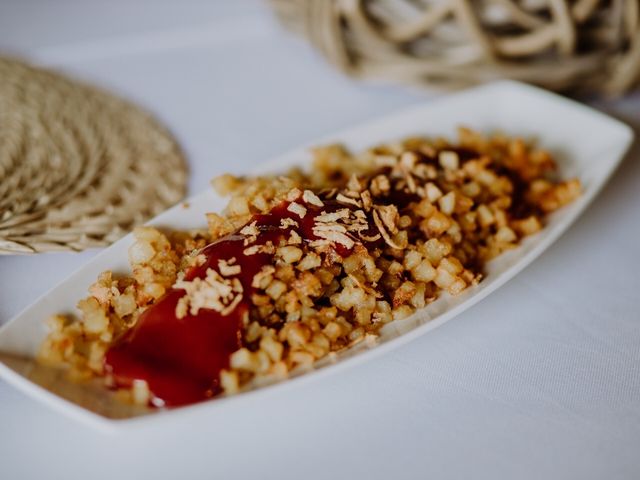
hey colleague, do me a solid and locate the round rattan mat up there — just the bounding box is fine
[0,57,188,254]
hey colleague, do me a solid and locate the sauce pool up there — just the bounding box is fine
[104,201,337,407]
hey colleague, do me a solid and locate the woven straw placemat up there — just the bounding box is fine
[0,57,187,254]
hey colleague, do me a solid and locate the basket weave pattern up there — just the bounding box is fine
[272,0,640,96]
[0,58,187,254]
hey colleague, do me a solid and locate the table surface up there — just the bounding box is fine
[1,2,639,479]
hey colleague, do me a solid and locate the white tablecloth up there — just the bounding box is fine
[1,2,639,479]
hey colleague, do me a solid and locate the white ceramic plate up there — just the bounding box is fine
[0,81,633,432]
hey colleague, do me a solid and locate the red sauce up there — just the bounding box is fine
[104,200,348,407]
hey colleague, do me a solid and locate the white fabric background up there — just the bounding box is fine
[1,2,639,479]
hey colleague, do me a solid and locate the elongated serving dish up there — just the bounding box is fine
[0,81,633,431]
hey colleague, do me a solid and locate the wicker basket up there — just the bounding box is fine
[271,0,640,96]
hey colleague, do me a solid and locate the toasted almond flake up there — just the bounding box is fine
[346,221,369,234]
[314,230,355,249]
[353,209,367,221]
[240,220,259,245]
[360,190,373,211]
[302,190,324,207]
[243,245,261,256]
[375,204,399,234]
[343,209,369,234]
[286,188,303,202]
[243,241,275,256]
[218,257,241,276]
[358,232,381,242]
[280,217,299,229]
[174,268,244,318]
[240,221,259,237]
[309,239,333,249]
[220,282,244,315]
[287,202,307,218]
[373,209,403,249]
[336,193,362,208]
[314,223,348,234]
[316,209,349,223]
